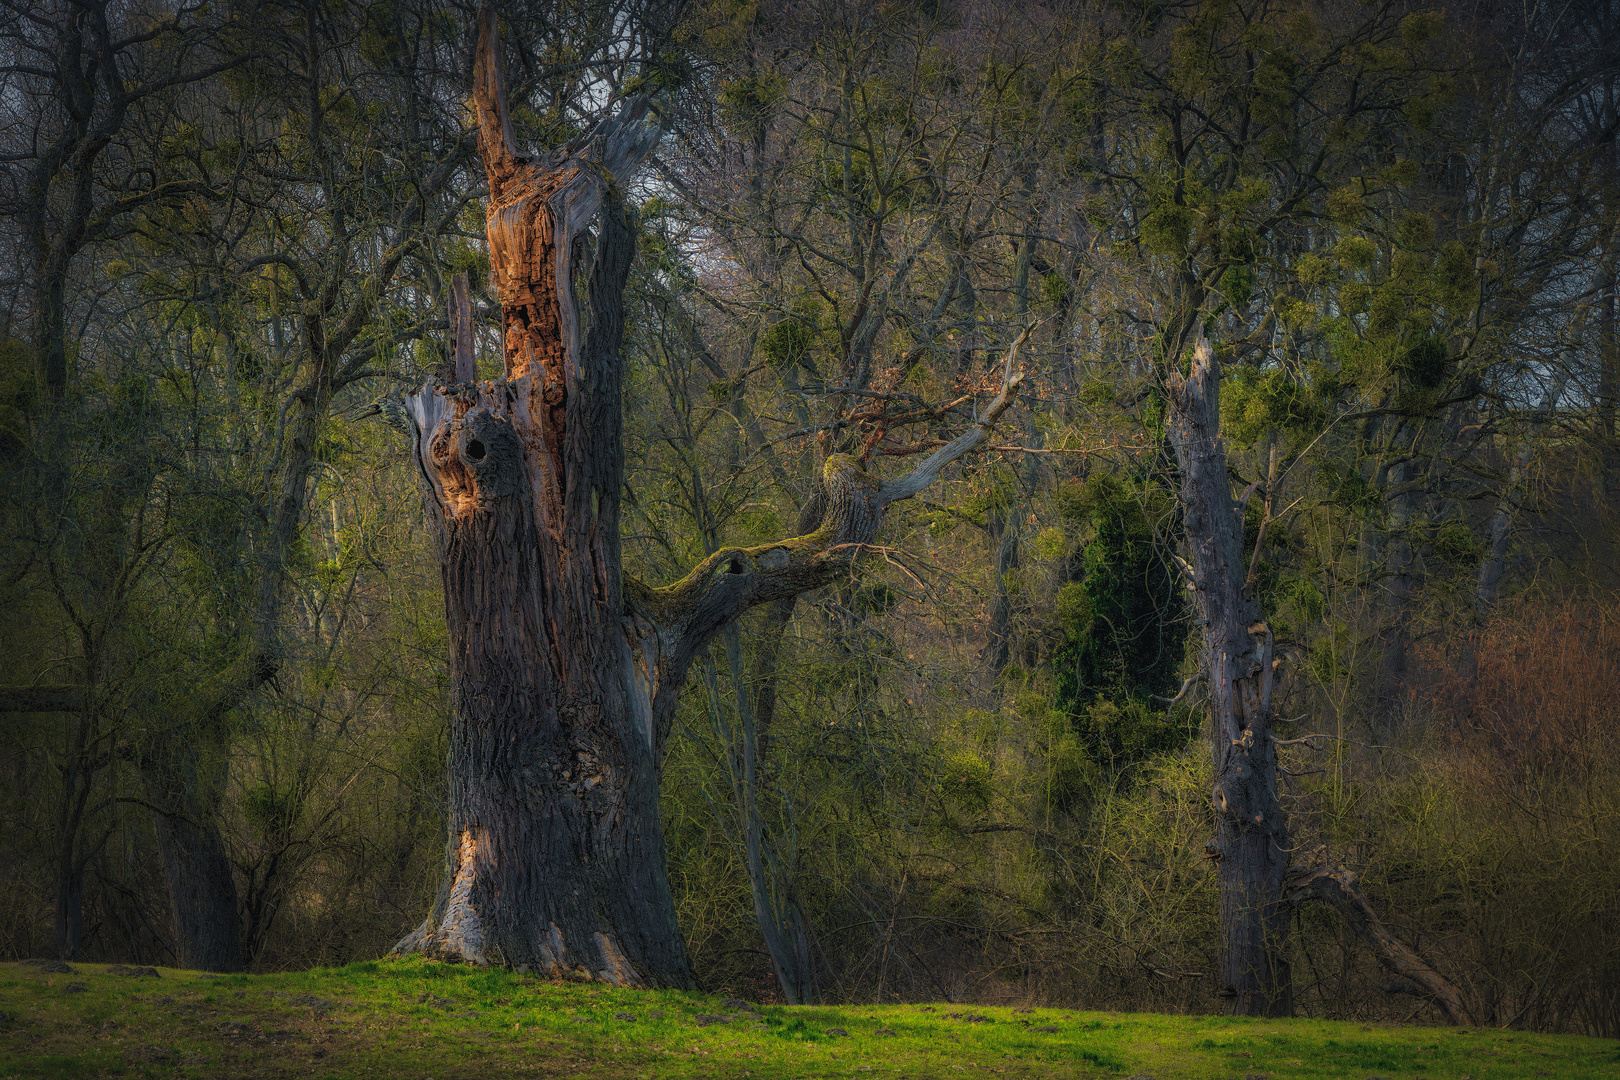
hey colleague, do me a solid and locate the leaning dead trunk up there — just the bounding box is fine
[1286,864,1475,1025]
[1165,338,1292,1016]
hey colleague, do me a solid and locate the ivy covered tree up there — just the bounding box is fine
[1051,473,1190,765]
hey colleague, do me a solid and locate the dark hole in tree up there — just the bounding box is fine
[729,557,744,574]
[466,439,487,461]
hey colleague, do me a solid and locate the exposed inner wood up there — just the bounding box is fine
[475,66,576,480]
[393,7,1030,986]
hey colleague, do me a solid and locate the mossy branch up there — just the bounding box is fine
[623,329,1030,753]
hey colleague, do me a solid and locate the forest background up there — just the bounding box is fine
[2,0,1618,1038]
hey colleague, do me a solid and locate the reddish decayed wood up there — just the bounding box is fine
[391,8,688,987]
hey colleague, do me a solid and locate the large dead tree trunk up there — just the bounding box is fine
[389,8,680,977]
[1165,338,1292,1016]
[392,11,1029,984]
[390,14,1023,977]
[1168,339,1477,1022]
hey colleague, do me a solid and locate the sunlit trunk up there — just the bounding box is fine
[391,9,688,985]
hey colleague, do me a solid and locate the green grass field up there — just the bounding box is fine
[1,957,1615,1079]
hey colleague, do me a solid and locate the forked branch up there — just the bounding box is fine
[625,326,1034,751]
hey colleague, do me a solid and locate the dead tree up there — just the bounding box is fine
[1169,337,1474,1022]
[1166,337,1293,1016]
[390,9,1029,985]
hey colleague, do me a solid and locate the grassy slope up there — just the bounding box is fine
[1,958,1616,1079]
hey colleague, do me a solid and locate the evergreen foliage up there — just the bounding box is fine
[1051,475,1191,767]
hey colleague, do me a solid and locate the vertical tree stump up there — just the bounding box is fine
[1166,338,1292,1016]
[390,8,686,984]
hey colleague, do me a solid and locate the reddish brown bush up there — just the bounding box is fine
[1425,604,1620,786]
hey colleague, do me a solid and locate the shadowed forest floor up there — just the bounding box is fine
[0,958,1615,1080]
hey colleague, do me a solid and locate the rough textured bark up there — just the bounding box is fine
[392,12,1028,983]
[1170,351,1472,1024]
[1165,338,1291,1017]
[151,804,243,972]
[391,8,680,974]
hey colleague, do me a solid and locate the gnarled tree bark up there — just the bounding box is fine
[391,13,1029,983]
[1169,340,1475,1023]
[389,5,679,979]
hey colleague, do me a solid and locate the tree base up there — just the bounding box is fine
[390,827,683,986]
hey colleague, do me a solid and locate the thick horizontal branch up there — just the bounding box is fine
[627,518,843,666]
[636,328,1033,650]
[623,329,1031,756]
